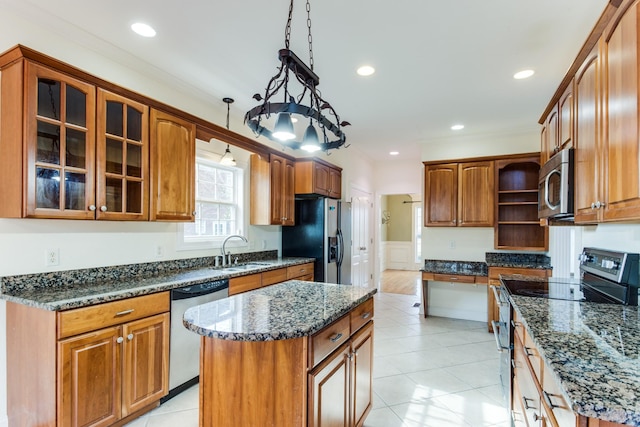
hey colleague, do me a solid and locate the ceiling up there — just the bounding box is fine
[4,0,608,161]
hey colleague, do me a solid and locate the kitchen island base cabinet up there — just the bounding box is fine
[197,298,374,427]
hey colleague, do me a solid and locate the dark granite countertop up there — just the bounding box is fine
[0,255,314,311]
[505,277,640,426]
[422,252,552,276]
[422,259,488,276]
[183,281,377,341]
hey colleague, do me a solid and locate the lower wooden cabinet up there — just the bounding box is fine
[228,263,316,295]
[7,292,170,427]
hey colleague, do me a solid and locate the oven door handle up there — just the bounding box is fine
[491,321,510,353]
[490,285,508,307]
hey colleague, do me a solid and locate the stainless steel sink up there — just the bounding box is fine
[222,262,271,272]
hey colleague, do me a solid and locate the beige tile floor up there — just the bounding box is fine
[124,291,509,427]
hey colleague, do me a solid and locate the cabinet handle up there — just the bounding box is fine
[192,211,197,216]
[89,205,97,211]
[100,205,108,212]
[511,320,521,328]
[511,359,516,369]
[523,346,534,358]
[591,202,596,209]
[361,312,371,319]
[534,413,543,422]
[522,396,535,410]
[127,333,134,341]
[116,336,124,344]
[329,333,343,343]
[542,391,557,409]
[115,309,135,316]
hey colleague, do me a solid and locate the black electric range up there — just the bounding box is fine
[493,247,639,418]
[502,247,640,306]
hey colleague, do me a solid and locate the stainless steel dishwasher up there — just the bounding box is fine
[165,278,229,401]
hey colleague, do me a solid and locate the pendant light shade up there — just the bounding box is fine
[272,113,296,141]
[301,123,321,153]
[220,144,236,166]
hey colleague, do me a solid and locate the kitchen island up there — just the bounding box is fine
[183,280,377,427]
[509,290,640,426]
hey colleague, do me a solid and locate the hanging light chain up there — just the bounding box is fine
[306,0,314,71]
[285,0,294,49]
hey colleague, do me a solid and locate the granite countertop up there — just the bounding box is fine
[422,252,552,276]
[183,281,377,341]
[0,257,314,311]
[422,259,488,276]
[506,279,640,426]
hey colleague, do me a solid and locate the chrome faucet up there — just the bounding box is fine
[221,234,248,266]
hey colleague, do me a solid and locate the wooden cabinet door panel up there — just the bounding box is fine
[574,48,601,224]
[24,61,97,219]
[603,3,640,222]
[308,343,351,427]
[283,158,295,225]
[229,273,262,295]
[329,167,342,199]
[351,322,373,427]
[559,84,574,150]
[424,163,457,226]
[96,89,149,220]
[58,326,121,427]
[547,109,559,157]
[458,161,494,226]
[150,109,195,221]
[313,162,330,196]
[122,313,169,416]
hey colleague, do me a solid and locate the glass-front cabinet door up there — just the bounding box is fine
[96,89,149,220]
[25,62,96,218]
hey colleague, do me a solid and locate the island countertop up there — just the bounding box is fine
[183,280,377,341]
[508,290,640,426]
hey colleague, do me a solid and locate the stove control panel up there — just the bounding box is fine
[579,247,639,285]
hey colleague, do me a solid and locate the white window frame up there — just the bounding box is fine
[176,150,247,251]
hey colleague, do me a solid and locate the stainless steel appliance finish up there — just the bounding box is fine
[496,247,639,422]
[166,279,229,401]
[282,197,352,284]
[538,147,574,220]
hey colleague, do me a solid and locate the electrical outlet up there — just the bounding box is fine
[155,245,164,258]
[45,248,59,266]
[449,240,456,249]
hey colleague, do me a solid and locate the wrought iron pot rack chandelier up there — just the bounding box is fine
[244,0,349,153]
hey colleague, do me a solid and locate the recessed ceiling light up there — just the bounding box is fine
[131,22,156,38]
[357,65,375,76]
[389,151,399,156]
[513,69,535,80]
[451,124,464,131]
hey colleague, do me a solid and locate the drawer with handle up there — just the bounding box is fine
[287,262,314,279]
[308,313,350,368]
[350,297,374,333]
[57,291,170,339]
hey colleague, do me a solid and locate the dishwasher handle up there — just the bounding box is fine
[171,279,229,300]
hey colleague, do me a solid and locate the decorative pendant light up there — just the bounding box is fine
[220,97,236,166]
[244,0,350,153]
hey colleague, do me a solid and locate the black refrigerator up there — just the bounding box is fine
[282,197,352,284]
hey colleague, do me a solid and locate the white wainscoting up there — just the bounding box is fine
[381,241,418,270]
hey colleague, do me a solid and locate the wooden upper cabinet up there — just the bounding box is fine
[601,1,640,222]
[149,109,195,221]
[96,89,149,220]
[559,82,574,151]
[250,153,295,226]
[458,161,494,227]
[424,163,457,226]
[574,44,601,224]
[542,108,559,164]
[294,159,342,199]
[424,161,493,227]
[3,60,98,219]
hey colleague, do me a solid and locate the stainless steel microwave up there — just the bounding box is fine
[538,148,574,219]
